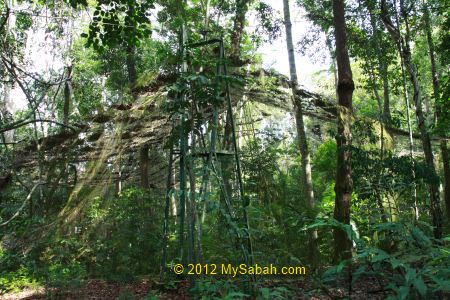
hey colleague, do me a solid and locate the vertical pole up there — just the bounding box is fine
[160,143,174,280]
[221,38,254,267]
[178,22,188,264]
[393,2,418,220]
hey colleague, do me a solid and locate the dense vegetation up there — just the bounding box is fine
[0,0,449,299]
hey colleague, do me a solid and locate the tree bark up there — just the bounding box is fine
[423,4,450,224]
[442,141,450,222]
[63,65,73,126]
[282,0,317,265]
[332,0,355,262]
[230,0,251,63]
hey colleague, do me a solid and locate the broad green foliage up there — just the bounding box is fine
[315,219,450,299]
[79,188,163,280]
[190,279,294,299]
[312,139,336,195]
[47,261,86,288]
[76,0,154,52]
[190,279,250,299]
[0,265,40,294]
[251,1,283,45]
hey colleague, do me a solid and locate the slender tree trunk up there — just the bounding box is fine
[283,0,317,266]
[396,19,418,220]
[325,33,338,101]
[423,4,450,224]
[381,0,443,238]
[400,2,442,238]
[367,2,391,122]
[332,0,355,262]
[115,156,122,195]
[178,21,189,264]
[161,146,174,280]
[442,141,450,221]
[1,7,14,144]
[368,67,389,223]
[63,65,73,126]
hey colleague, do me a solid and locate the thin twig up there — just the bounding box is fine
[0,183,41,226]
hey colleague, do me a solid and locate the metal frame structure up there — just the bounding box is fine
[160,34,254,279]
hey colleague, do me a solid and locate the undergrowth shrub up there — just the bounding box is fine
[81,187,163,280]
[46,261,86,288]
[0,265,40,294]
[311,218,450,299]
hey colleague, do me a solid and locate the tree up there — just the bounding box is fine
[422,2,450,224]
[230,0,253,63]
[332,0,355,261]
[282,0,317,266]
[380,0,443,238]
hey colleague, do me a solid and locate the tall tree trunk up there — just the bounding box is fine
[1,7,13,144]
[63,65,73,126]
[442,141,450,221]
[282,0,317,266]
[368,67,389,223]
[381,0,443,238]
[230,0,251,63]
[423,4,450,224]
[394,12,419,220]
[332,0,355,262]
[115,156,122,195]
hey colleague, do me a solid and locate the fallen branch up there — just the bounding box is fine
[0,183,41,226]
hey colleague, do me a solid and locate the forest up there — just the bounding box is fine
[0,0,449,299]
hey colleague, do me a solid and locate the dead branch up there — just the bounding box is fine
[0,183,41,226]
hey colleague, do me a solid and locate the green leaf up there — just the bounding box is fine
[223,291,249,299]
[389,258,403,269]
[404,268,416,284]
[260,287,270,299]
[372,249,389,263]
[413,276,427,296]
[397,286,410,300]
[430,276,450,292]
[411,227,431,248]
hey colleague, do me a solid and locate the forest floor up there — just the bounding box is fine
[1,276,392,299]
